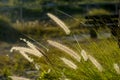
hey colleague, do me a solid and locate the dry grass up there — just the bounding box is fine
[81,49,88,61]
[47,40,81,62]
[60,57,77,70]
[7,12,120,80]
[114,63,120,74]
[47,13,70,35]
[10,38,43,62]
[88,55,103,72]
[9,76,30,80]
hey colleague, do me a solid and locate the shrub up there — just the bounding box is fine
[88,8,110,15]
[89,29,97,38]
[0,16,23,43]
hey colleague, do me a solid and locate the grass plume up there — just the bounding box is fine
[9,76,30,80]
[114,63,120,74]
[20,51,33,62]
[10,38,43,62]
[81,49,88,61]
[88,55,103,72]
[47,40,81,62]
[47,13,70,35]
[60,57,77,69]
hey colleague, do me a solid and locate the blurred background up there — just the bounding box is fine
[0,0,119,39]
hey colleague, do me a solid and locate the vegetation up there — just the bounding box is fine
[0,0,119,6]
[0,0,120,80]
[87,8,110,15]
[1,36,120,80]
[0,12,119,80]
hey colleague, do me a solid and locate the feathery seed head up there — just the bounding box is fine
[114,63,120,74]
[88,55,103,72]
[47,13,70,35]
[81,49,88,61]
[60,57,77,70]
[47,40,81,62]
[9,76,30,80]
[10,38,44,62]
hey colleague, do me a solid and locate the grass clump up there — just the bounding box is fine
[0,12,120,80]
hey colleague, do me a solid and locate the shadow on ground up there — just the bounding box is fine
[0,19,24,43]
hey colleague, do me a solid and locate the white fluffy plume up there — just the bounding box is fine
[60,57,77,69]
[9,76,30,80]
[81,49,88,61]
[47,13,70,35]
[47,40,81,62]
[88,55,103,72]
[10,38,43,62]
[114,63,120,74]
